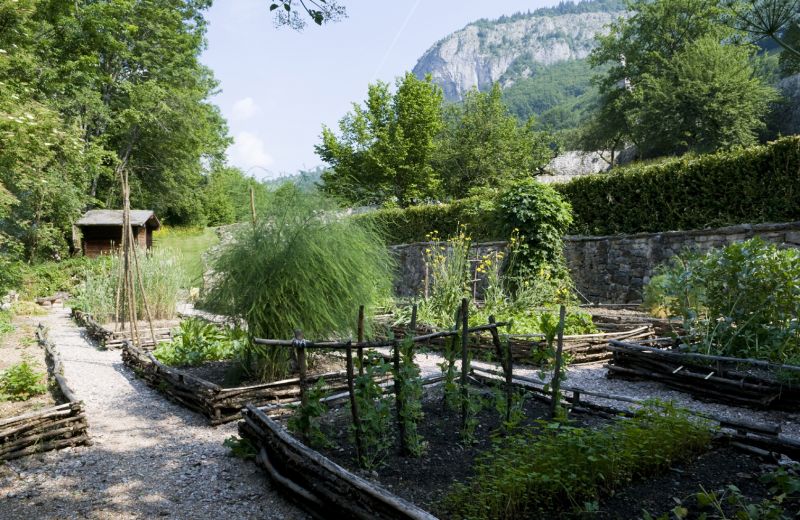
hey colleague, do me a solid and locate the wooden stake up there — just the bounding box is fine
[488,315,512,423]
[551,304,567,419]
[344,343,363,464]
[356,305,365,377]
[460,298,469,429]
[392,339,407,455]
[295,329,308,436]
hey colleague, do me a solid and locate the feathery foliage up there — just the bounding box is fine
[203,185,394,381]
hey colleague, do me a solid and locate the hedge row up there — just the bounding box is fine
[557,136,800,235]
[353,196,500,244]
[355,136,800,244]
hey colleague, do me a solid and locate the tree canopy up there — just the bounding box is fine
[585,0,777,158]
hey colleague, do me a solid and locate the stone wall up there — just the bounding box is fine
[391,221,800,303]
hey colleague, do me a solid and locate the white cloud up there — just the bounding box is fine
[227,131,274,172]
[231,97,260,121]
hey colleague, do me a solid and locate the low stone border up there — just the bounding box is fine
[0,326,90,461]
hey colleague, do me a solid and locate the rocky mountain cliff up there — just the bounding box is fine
[412,1,625,101]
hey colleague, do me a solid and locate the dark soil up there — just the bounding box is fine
[178,353,347,388]
[309,385,792,519]
[314,386,608,516]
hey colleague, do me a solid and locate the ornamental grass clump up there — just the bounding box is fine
[203,185,394,381]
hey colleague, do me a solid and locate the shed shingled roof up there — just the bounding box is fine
[75,210,160,228]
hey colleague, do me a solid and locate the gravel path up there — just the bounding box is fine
[0,306,307,520]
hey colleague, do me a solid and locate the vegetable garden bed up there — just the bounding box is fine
[239,379,800,520]
[71,308,174,350]
[0,325,90,461]
[607,339,800,409]
[121,341,368,425]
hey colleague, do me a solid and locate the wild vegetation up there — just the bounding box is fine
[69,249,185,323]
[153,318,247,368]
[0,356,47,401]
[645,238,800,363]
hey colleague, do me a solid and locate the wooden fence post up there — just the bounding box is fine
[550,305,567,419]
[294,329,308,435]
[345,342,364,464]
[460,298,469,429]
[357,305,365,377]
[488,315,513,423]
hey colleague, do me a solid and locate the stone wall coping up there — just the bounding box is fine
[564,221,800,243]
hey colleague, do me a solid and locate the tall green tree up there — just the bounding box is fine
[632,37,778,155]
[317,73,444,207]
[435,84,555,199]
[586,0,774,157]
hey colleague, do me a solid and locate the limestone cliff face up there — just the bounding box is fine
[412,10,621,101]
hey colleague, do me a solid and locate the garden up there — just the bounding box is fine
[17,179,798,518]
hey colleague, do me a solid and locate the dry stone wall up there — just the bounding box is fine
[391,221,800,304]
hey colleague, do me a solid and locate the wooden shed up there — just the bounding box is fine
[75,210,161,258]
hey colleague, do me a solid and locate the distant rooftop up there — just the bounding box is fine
[75,210,160,228]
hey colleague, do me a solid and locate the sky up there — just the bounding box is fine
[200,0,557,180]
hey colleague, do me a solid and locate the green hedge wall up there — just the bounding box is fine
[557,136,800,235]
[353,196,500,244]
[355,136,800,244]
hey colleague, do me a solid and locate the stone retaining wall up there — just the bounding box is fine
[391,221,800,304]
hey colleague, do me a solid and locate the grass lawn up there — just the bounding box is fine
[153,227,219,289]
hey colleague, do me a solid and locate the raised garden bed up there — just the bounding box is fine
[392,315,657,365]
[71,308,174,350]
[607,339,800,409]
[121,341,373,425]
[0,325,90,461]
[239,377,800,520]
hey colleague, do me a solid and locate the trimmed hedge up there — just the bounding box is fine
[557,136,800,235]
[353,196,499,244]
[355,136,800,244]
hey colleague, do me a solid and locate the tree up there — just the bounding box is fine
[724,0,800,59]
[435,84,555,199]
[631,37,778,156]
[269,0,346,29]
[317,73,444,207]
[585,0,773,158]
[779,22,800,76]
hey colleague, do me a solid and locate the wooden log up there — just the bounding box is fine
[2,434,91,461]
[357,305,365,377]
[241,404,437,520]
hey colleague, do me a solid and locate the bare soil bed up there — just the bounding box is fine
[0,312,57,418]
[306,386,789,519]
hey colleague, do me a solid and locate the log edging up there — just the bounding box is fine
[71,309,169,350]
[240,404,438,520]
[0,326,91,461]
[120,341,363,425]
[606,340,800,409]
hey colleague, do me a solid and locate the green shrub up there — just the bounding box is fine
[203,185,395,381]
[643,238,800,363]
[0,310,13,338]
[495,179,573,278]
[153,318,244,367]
[0,357,48,401]
[558,136,800,235]
[443,401,714,519]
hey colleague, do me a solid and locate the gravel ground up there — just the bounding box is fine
[0,305,307,520]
